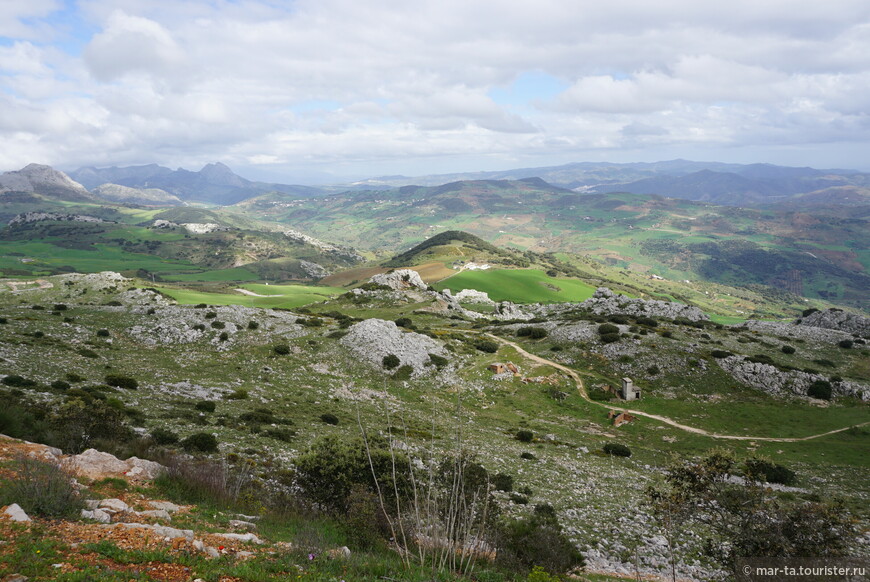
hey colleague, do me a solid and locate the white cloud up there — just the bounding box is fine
[1,0,869,177]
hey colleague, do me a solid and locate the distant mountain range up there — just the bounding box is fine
[3,159,870,212]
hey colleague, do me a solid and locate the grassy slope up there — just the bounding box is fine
[435,268,596,303]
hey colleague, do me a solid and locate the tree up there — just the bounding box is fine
[646,450,855,578]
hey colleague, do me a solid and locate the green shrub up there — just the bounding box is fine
[603,443,631,457]
[744,459,797,486]
[96,329,110,337]
[781,345,796,354]
[240,409,276,424]
[635,316,658,327]
[510,492,529,505]
[210,320,225,329]
[2,375,37,388]
[382,354,400,369]
[224,389,249,400]
[181,432,219,454]
[205,311,217,319]
[493,472,514,492]
[195,401,216,413]
[394,317,413,328]
[838,339,853,349]
[247,320,259,330]
[192,323,206,331]
[520,452,537,460]
[273,344,290,355]
[813,358,836,368]
[49,398,133,454]
[660,330,673,338]
[53,304,68,311]
[428,353,448,368]
[807,380,833,400]
[528,327,549,339]
[802,308,819,317]
[711,350,733,359]
[0,456,84,518]
[600,332,620,343]
[497,510,583,573]
[78,348,99,358]
[745,354,775,365]
[0,317,7,324]
[474,339,499,353]
[320,413,340,425]
[393,365,413,381]
[104,374,138,390]
[646,365,661,375]
[264,428,296,442]
[50,380,70,390]
[151,427,180,445]
[598,323,619,335]
[515,429,534,442]
[218,331,229,341]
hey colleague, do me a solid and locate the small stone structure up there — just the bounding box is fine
[621,377,641,401]
[488,362,520,375]
[608,410,636,427]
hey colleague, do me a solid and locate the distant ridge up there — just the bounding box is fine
[0,163,95,202]
[384,230,512,267]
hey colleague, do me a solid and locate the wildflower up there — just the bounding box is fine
[308,553,315,560]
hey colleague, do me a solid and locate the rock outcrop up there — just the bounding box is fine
[454,289,494,304]
[63,449,166,481]
[537,287,708,321]
[796,309,870,336]
[8,212,105,226]
[2,503,31,522]
[340,318,447,376]
[717,356,869,400]
[369,269,427,291]
[0,163,93,201]
[284,229,363,262]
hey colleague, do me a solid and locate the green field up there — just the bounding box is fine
[162,267,260,282]
[0,241,196,275]
[434,268,596,303]
[159,283,345,309]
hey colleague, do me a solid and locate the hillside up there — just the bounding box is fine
[234,180,870,312]
[0,272,867,581]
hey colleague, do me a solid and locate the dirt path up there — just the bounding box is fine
[234,288,280,297]
[5,278,53,292]
[482,333,870,443]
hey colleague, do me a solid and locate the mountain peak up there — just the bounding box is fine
[0,163,93,201]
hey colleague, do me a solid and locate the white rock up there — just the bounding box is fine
[3,503,31,522]
[80,509,111,523]
[214,532,263,544]
[147,501,181,513]
[98,499,129,513]
[63,449,128,480]
[138,509,171,521]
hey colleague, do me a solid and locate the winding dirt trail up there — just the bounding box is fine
[482,333,870,443]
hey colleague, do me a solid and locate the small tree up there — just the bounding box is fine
[382,354,400,369]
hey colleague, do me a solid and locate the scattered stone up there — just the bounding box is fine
[138,509,172,521]
[797,309,870,336]
[454,289,494,304]
[340,318,448,377]
[125,457,166,480]
[327,546,351,559]
[1,574,29,582]
[80,509,112,523]
[214,532,263,544]
[228,519,257,531]
[148,501,181,513]
[98,499,130,513]
[104,522,194,541]
[63,449,128,480]
[2,504,31,522]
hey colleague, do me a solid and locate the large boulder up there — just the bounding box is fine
[340,318,447,376]
[2,503,31,522]
[63,449,165,481]
[369,269,427,291]
[577,287,708,321]
[796,309,870,336]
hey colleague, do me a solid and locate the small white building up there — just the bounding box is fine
[621,378,641,401]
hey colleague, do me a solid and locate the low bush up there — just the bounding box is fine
[96,329,110,337]
[224,389,248,400]
[711,350,734,359]
[104,374,138,390]
[219,331,229,341]
[78,347,100,359]
[807,380,833,400]
[474,339,499,353]
[598,323,619,335]
[393,364,413,381]
[382,354,400,369]
[603,442,631,457]
[247,320,259,330]
[813,358,836,368]
[497,508,584,573]
[838,339,853,349]
[320,413,340,425]
[264,428,296,442]
[520,452,537,460]
[744,459,797,486]
[210,321,225,329]
[394,317,414,329]
[192,323,206,331]
[0,456,84,518]
[515,429,534,443]
[51,380,71,390]
[600,333,620,343]
[646,365,661,375]
[273,344,290,355]
[745,354,775,365]
[2,375,37,388]
[428,353,448,368]
[493,472,514,492]
[181,432,219,454]
[151,427,180,446]
[781,345,796,354]
[195,401,216,413]
[53,304,68,311]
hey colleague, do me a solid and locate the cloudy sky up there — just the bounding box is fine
[1,0,869,182]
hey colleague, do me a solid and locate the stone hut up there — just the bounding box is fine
[621,377,641,401]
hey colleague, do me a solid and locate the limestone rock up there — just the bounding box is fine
[63,449,128,480]
[214,532,263,544]
[81,509,112,523]
[147,501,181,513]
[454,289,494,304]
[138,509,172,521]
[125,457,165,480]
[228,519,257,531]
[797,309,870,336]
[2,503,31,522]
[1,574,29,582]
[340,318,447,376]
[98,498,130,513]
[369,269,427,291]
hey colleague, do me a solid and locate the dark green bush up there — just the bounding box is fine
[428,353,448,368]
[205,311,217,319]
[497,509,583,573]
[50,380,70,391]
[320,413,340,425]
[520,452,537,460]
[635,316,658,327]
[2,375,37,388]
[393,365,413,381]
[247,320,259,330]
[515,429,534,443]
[838,339,853,349]
[53,304,68,311]
[744,459,797,486]
[528,327,549,339]
[660,330,673,338]
[264,428,296,442]
[646,365,661,375]
[493,472,514,492]
[745,354,775,365]
[210,321,225,329]
[218,331,229,341]
[802,308,819,317]
[394,317,413,328]
[96,329,110,337]
[240,409,276,424]
[808,380,833,400]
[0,317,7,324]
[273,344,290,355]
[382,354,400,369]
[598,323,619,335]
[195,401,216,413]
[711,350,734,358]
[509,493,529,504]
[600,333,620,343]
[224,388,248,400]
[192,323,206,331]
[151,427,180,446]
[813,358,836,368]
[104,374,138,390]
[603,443,631,457]
[781,345,796,354]
[474,339,499,353]
[181,432,219,453]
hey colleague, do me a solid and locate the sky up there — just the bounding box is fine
[1,0,869,183]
